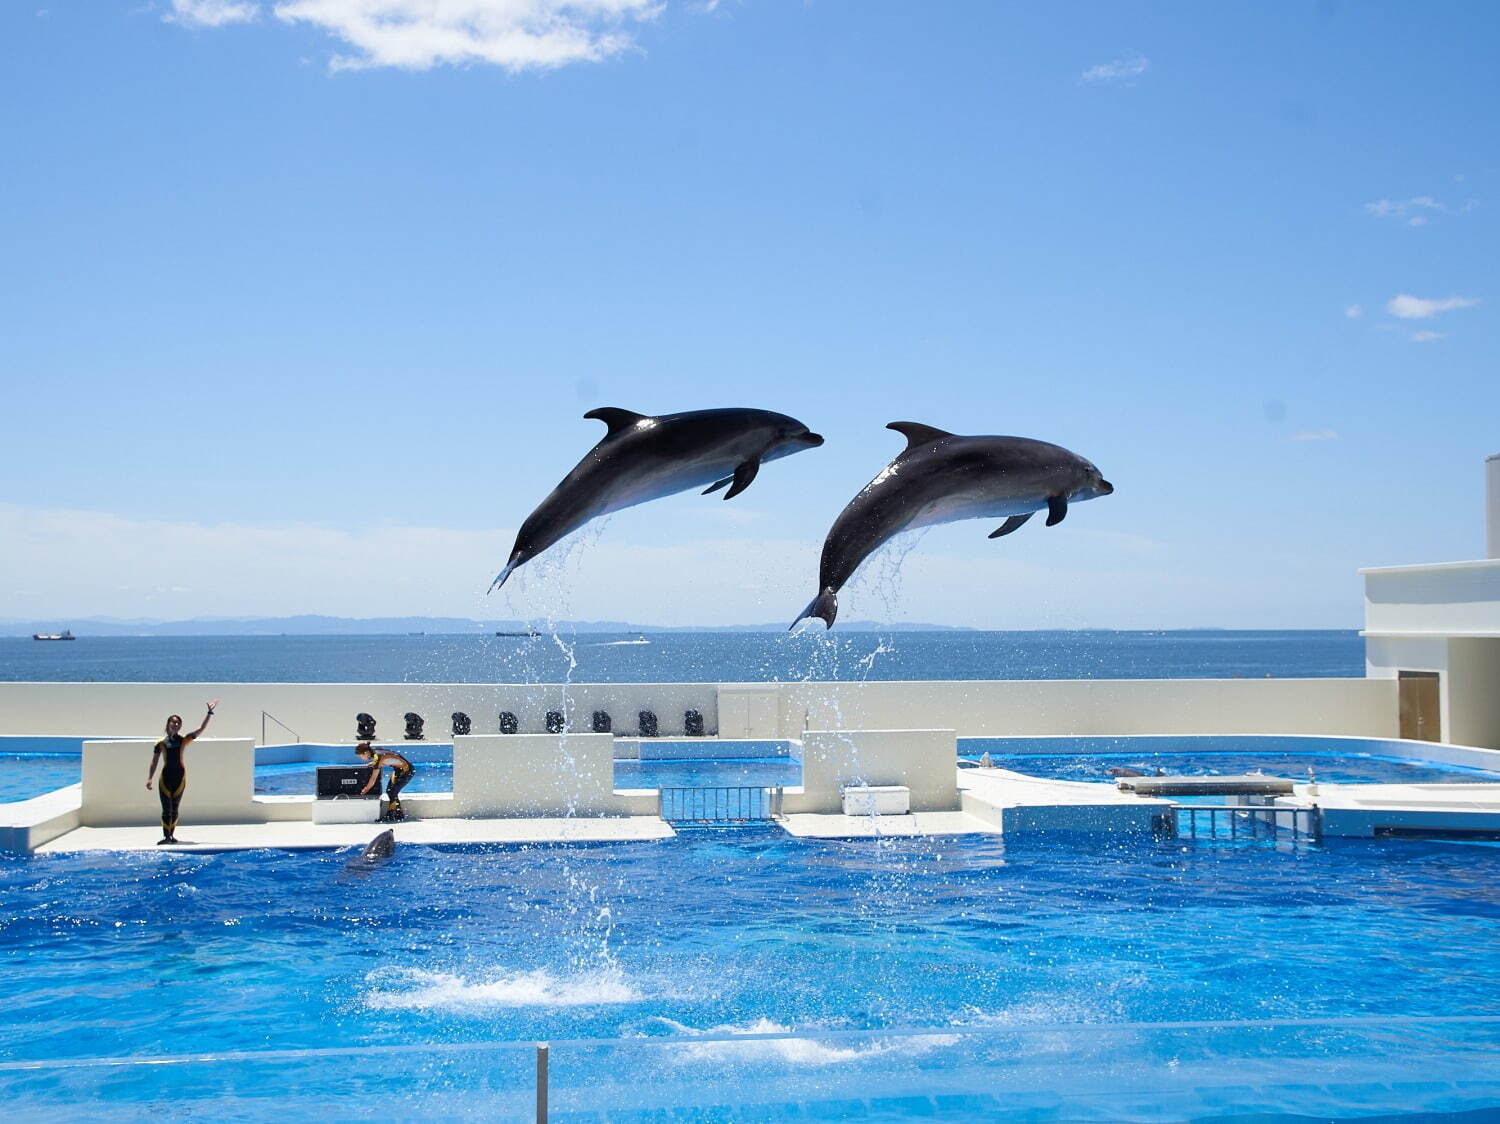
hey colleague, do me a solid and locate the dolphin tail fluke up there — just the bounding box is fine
[488,563,517,594]
[790,588,838,630]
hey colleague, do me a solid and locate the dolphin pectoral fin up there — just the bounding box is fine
[1046,495,1068,526]
[702,475,733,495]
[721,459,761,500]
[583,407,649,435]
[988,514,1034,539]
[790,588,839,630]
[886,421,955,452]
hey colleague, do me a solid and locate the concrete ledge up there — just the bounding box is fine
[960,768,1170,835]
[37,815,675,854]
[0,785,82,853]
[779,811,994,839]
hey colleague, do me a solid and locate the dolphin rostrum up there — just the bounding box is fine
[361,829,396,862]
[491,407,824,591]
[791,422,1114,628]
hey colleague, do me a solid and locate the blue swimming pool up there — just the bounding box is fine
[961,735,1500,785]
[3,831,1500,1117]
[0,742,804,801]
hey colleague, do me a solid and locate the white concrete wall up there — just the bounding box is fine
[0,678,1398,745]
[452,734,655,817]
[82,738,257,828]
[1363,560,1500,637]
[0,683,721,743]
[783,729,958,814]
[776,679,1397,739]
[1445,639,1500,751]
[1488,453,1500,559]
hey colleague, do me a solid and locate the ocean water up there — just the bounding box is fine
[0,629,1362,683]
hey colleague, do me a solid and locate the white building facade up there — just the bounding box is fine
[1362,454,1500,749]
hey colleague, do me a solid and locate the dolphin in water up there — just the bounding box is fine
[491,407,824,591]
[360,829,396,863]
[338,829,396,879]
[792,422,1114,628]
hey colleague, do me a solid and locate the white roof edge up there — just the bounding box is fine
[1360,558,1500,575]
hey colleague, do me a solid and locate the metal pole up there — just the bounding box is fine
[536,1041,548,1123]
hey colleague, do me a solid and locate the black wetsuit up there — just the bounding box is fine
[154,733,192,837]
[372,753,414,821]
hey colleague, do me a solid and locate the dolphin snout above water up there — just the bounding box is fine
[361,829,396,862]
[792,422,1115,629]
[490,407,825,591]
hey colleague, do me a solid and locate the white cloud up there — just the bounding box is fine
[1363,194,1478,225]
[1410,330,1448,343]
[1081,55,1149,84]
[1343,304,1362,319]
[1290,429,1340,441]
[166,0,259,26]
[271,0,664,72]
[1386,294,1482,319]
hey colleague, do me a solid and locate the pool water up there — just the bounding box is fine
[2,752,804,801]
[3,832,1500,1117]
[0,755,80,801]
[962,735,1500,786]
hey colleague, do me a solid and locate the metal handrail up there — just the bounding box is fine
[260,710,300,746]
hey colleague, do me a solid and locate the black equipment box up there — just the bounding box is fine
[316,765,377,799]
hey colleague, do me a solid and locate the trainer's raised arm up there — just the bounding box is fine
[187,700,219,740]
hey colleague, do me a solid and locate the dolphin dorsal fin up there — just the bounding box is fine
[886,421,954,451]
[584,407,650,435]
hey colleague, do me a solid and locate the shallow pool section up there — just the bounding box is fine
[3,831,1500,1117]
[963,735,1500,785]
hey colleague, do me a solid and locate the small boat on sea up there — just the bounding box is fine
[495,630,542,638]
[33,630,75,641]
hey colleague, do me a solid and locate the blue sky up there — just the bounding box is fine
[1,1,1495,628]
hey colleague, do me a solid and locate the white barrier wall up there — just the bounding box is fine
[1363,560,1500,637]
[452,734,654,818]
[0,683,721,743]
[0,678,1396,743]
[82,738,257,828]
[784,729,958,815]
[775,679,1397,739]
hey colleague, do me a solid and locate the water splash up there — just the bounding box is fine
[365,966,640,1011]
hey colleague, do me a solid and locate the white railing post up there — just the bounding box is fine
[536,1041,548,1122]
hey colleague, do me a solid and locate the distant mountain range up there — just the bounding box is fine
[0,614,974,637]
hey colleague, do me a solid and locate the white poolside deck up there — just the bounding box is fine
[37,815,675,854]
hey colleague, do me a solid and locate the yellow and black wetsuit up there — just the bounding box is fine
[371,752,414,821]
[154,732,195,837]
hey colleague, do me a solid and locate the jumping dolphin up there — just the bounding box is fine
[791,423,1114,628]
[491,407,824,591]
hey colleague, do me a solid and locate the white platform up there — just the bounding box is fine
[38,816,676,854]
[311,797,381,824]
[841,785,911,816]
[780,811,994,838]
